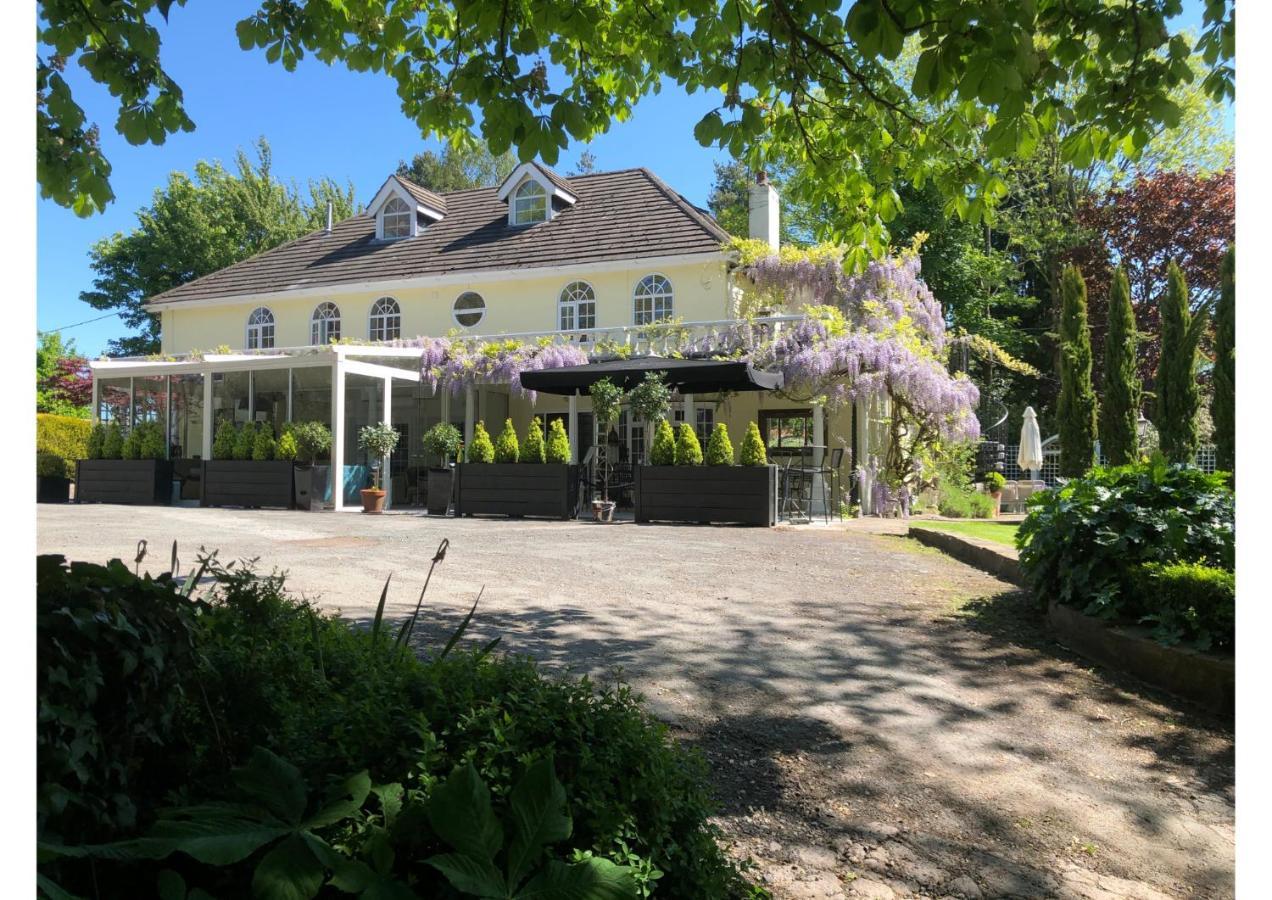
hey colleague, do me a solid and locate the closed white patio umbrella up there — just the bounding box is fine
[1018,406,1044,480]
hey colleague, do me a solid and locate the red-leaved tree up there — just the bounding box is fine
[43,355,93,409]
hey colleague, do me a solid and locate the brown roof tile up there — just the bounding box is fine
[393,175,446,213]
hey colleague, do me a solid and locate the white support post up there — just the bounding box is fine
[568,392,579,463]
[464,387,475,445]
[332,359,346,511]
[682,393,694,430]
[382,376,393,511]
[91,375,100,425]
[855,396,870,515]
[812,403,825,467]
[201,372,213,461]
[247,371,255,424]
[286,369,293,422]
[128,376,135,429]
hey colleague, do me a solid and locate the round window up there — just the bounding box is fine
[453,291,486,328]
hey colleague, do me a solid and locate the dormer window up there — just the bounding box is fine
[382,197,411,239]
[512,180,548,226]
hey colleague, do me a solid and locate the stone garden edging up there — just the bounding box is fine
[906,525,1024,586]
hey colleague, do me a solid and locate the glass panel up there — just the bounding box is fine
[291,365,332,431]
[344,372,381,467]
[97,377,131,424]
[211,371,251,429]
[169,374,204,459]
[760,411,814,456]
[133,375,168,444]
[252,369,289,437]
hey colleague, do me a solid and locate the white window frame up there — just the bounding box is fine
[245,306,275,350]
[368,296,401,342]
[633,273,674,325]
[310,302,342,345]
[380,196,413,240]
[452,291,486,329]
[558,280,596,335]
[511,179,548,226]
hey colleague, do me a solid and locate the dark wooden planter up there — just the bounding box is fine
[76,459,174,505]
[37,476,71,504]
[426,467,454,516]
[454,464,578,519]
[635,464,778,526]
[173,459,203,502]
[201,460,295,509]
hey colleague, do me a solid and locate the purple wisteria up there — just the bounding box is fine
[403,336,588,403]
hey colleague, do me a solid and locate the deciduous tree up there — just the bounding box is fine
[395,141,517,192]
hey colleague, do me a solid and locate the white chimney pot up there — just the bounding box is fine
[748,176,780,251]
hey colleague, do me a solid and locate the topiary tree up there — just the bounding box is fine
[1100,267,1141,466]
[422,422,463,466]
[520,416,547,464]
[101,420,124,459]
[704,422,734,465]
[252,428,276,461]
[86,423,106,459]
[212,419,238,460]
[650,418,677,465]
[1056,265,1098,477]
[233,423,256,460]
[138,422,166,460]
[120,426,141,460]
[1212,247,1234,472]
[275,430,298,461]
[739,421,767,466]
[467,421,495,463]
[1156,261,1207,464]
[493,418,520,463]
[628,370,672,434]
[545,418,571,464]
[675,423,703,465]
[291,421,332,465]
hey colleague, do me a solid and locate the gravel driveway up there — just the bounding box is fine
[37,506,1234,899]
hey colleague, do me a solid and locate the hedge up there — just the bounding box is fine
[37,414,92,480]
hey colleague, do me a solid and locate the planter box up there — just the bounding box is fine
[201,460,295,509]
[635,464,778,526]
[76,459,174,505]
[454,464,578,519]
[294,465,330,511]
[427,467,454,516]
[173,459,203,502]
[37,476,71,504]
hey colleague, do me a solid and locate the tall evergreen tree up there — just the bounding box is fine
[1057,265,1098,477]
[1156,261,1207,463]
[1211,247,1235,471]
[1099,268,1141,465]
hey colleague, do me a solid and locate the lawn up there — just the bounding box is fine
[914,519,1021,547]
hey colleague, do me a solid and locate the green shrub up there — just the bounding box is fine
[422,421,463,465]
[628,370,672,425]
[704,422,734,465]
[520,416,547,463]
[983,471,1006,493]
[467,421,495,463]
[101,420,124,459]
[650,418,676,465]
[251,427,276,461]
[739,421,767,466]
[291,421,333,464]
[1130,562,1234,651]
[86,423,106,460]
[120,426,141,459]
[675,423,702,465]
[545,418,571,464]
[232,422,256,460]
[494,417,520,463]
[38,413,92,472]
[1017,458,1234,624]
[274,430,298,460]
[588,377,624,433]
[37,453,69,478]
[212,419,238,460]
[938,486,994,519]
[136,421,166,460]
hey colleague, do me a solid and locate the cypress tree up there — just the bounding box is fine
[1056,265,1098,477]
[1156,261,1207,463]
[1099,267,1141,465]
[1212,247,1235,472]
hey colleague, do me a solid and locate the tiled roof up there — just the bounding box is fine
[146,167,730,307]
[527,161,577,198]
[393,175,446,214]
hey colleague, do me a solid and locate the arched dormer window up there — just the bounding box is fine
[381,196,411,239]
[633,274,673,325]
[558,281,596,333]
[246,307,275,350]
[369,297,401,342]
[512,180,547,225]
[311,302,342,345]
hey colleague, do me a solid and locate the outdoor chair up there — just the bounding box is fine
[820,448,845,520]
[780,456,812,523]
[999,481,1019,514]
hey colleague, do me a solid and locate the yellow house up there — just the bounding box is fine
[89,162,880,514]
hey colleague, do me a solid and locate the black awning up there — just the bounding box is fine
[519,356,784,396]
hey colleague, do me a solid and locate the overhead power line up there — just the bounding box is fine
[37,310,123,336]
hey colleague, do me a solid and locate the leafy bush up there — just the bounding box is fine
[704,423,734,466]
[86,423,106,460]
[739,421,767,466]
[589,377,624,432]
[251,427,276,461]
[291,421,333,464]
[1130,562,1234,651]
[650,418,676,465]
[520,416,547,463]
[423,421,463,465]
[494,417,520,463]
[101,420,124,459]
[212,419,238,460]
[628,371,672,425]
[467,421,495,463]
[1017,458,1234,624]
[137,421,166,460]
[983,471,1006,493]
[233,422,256,460]
[37,453,69,478]
[275,430,298,460]
[938,486,994,518]
[675,423,702,465]
[38,414,92,478]
[545,418,571,464]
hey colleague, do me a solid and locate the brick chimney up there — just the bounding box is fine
[748,171,780,250]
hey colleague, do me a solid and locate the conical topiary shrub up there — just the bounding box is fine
[675,423,703,465]
[520,416,546,463]
[704,422,734,465]
[101,421,124,459]
[121,426,141,460]
[252,428,276,461]
[650,418,676,465]
[86,423,106,459]
[494,418,520,463]
[467,422,495,463]
[275,430,298,461]
[212,420,237,460]
[739,421,767,466]
[545,418,571,464]
[233,423,256,461]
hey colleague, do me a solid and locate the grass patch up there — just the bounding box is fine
[913,519,1021,547]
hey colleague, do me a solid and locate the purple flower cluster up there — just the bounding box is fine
[410,337,588,404]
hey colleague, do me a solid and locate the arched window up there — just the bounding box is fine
[512,180,547,225]
[558,281,596,333]
[452,291,486,328]
[633,274,673,325]
[310,302,342,345]
[382,196,411,239]
[368,297,401,341]
[246,307,275,350]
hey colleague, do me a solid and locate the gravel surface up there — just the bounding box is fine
[38,506,1234,899]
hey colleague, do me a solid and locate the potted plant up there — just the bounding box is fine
[291,421,333,511]
[984,470,1006,517]
[357,422,400,514]
[422,422,462,516]
[76,420,174,505]
[201,422,294,509]
[453,418,579,519]
[37,413,91,503]
[37,453,72,503]
[588,377,624,521]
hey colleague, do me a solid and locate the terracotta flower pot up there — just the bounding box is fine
[990,491,1002,518]
[360,488,386,514]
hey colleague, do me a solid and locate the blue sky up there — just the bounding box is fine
[37,0,1219,356]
